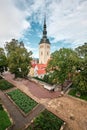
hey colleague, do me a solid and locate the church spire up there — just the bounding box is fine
[39,15,50,44]
[43,15,47,39]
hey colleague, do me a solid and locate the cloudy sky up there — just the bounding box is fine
[0,0,87,58]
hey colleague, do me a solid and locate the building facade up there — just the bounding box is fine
[39,17,51,64]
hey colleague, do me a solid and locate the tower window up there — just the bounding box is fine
[41,52,43,55]
[40,45,43,48]
[47,45,50,48]
[47,52,49,55]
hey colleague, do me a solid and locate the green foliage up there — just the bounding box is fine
[8,89,37,114]
[46,44,87,93]
[5,39,32,78]
[34,76,53,85]
[69,88,87,101]
[73,43,87,93]
[0,104,11,130]
[75,43,87,58]
[47,48,79,88]
[28,110,63,130]
[0,79,14,90]
[0,48,7,73]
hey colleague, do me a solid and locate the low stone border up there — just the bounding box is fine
[5,92,39,117]
[0,103,14,130]
[66,94,87,104]
[25,117,36,130]
[25,109,66,130]
[60,122,66,130]
[25,108,45,130]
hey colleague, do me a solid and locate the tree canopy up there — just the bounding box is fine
[5,39,32,78]
[0,48,7,73]
[73,43,87,93]
[46,48,79,87]
[46,45,87,93]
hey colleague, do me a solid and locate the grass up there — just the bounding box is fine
[0,104,11,130]
[69,88,87,101]
[7,89,37,114]
[27,109,64,130]
[0,79,14,90]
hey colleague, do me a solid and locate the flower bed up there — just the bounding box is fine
[0,79,14,90]
[27,109,64,130]
[0,104,11,130]
[7,89,37,114]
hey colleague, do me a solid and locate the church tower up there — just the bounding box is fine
[39,17,51,64]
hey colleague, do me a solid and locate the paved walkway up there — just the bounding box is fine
[0,90,44,130]
[3,72,61,98]
[1,72,87,130]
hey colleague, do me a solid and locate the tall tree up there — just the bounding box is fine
[5,39,32,78]
[75,43,87,58]
[74,43,87,93]
[0,48,7,74]
[46,48,79,89]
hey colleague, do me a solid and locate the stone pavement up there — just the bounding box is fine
[1,72,87,130]
[0,90,44,130]
[3,72,61,99]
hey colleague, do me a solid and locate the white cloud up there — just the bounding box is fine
[0,0,87,58]
[0,0,30,48]
[47,0,87,47]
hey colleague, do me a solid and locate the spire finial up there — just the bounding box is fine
[44,13,46,26]
[43,13,47,39]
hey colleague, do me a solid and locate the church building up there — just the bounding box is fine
[29,17,51,78]
[39,17,51,64]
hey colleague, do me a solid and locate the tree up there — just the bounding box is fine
[5,39,32,78]
[46,48,79,90]
[0,48,7,74]
[74,43,87,93]
[75,43,87,58]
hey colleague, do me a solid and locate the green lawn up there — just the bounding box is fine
[0,79,14,90]
[7,89,37,114]
[0,104,11,130]
[69,89,87,101]
[27,109,64,130]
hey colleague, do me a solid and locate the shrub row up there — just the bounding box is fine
[27,109,64,130]
[8,89,37,114]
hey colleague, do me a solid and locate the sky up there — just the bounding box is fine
[0,0,87,58]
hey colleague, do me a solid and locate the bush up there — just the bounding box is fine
[69,88,87,101]
[27,110,63,130]
[8,89,37,114]
[0,104,11,130]
[0,79,14,90]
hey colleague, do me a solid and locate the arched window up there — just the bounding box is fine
[47,52,49,55]
[41,52,43,55]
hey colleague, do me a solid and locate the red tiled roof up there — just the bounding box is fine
[36,64,47,69]
[31,63,36,68]
[37,69,46,75]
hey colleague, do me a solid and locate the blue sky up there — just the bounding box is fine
[0,0,87,58]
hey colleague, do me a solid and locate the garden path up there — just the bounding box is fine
[0,90,44,130]
[2,72,87,130]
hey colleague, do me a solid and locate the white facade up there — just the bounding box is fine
[39,17,51,64]
[39,43,50,64]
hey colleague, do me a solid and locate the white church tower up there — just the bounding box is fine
[39,17,51,64]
